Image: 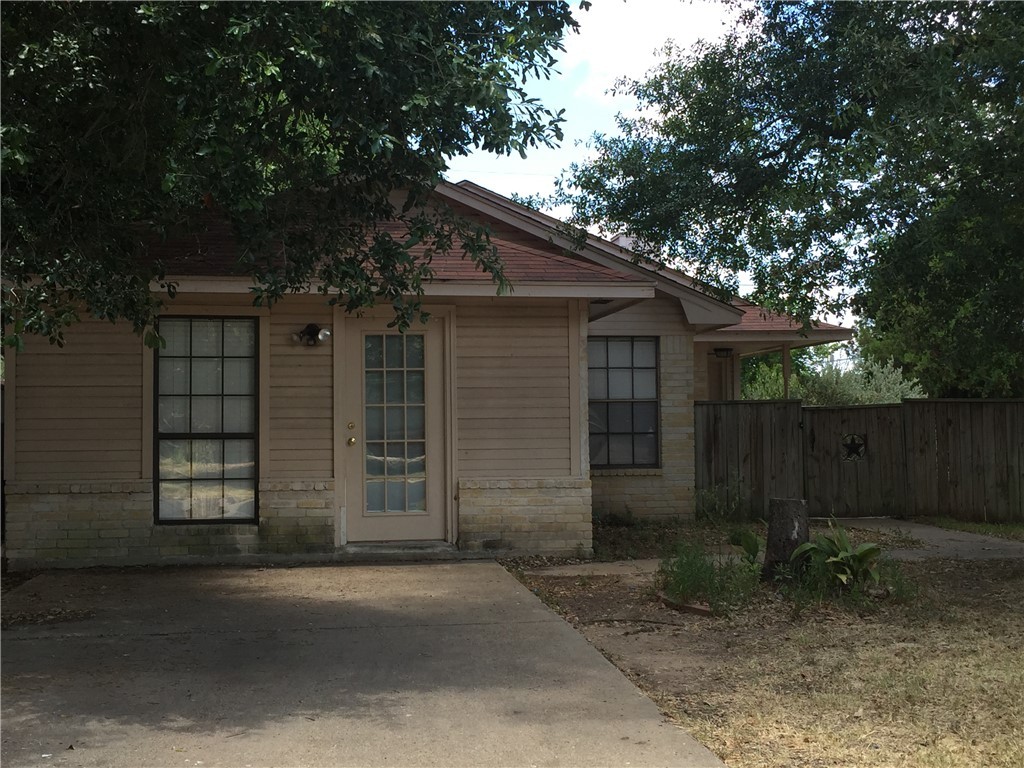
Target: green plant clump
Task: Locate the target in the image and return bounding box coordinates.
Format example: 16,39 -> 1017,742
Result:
728,527 -> 765,570
791,522 -> 882,589
660,540 -> 760,616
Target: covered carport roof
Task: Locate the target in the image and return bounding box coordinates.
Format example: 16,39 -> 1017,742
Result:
695,298 -> 853,356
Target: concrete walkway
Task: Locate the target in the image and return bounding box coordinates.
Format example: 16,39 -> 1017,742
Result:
1,562 -> 723,768
832,517 -> 1024,561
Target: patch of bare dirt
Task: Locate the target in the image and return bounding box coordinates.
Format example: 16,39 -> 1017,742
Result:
1,569 -> 39,595
520,559 -> 1024,768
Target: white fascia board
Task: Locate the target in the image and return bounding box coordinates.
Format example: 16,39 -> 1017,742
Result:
437,182 -> 742,327
158,276 -> 653,300
695,329 -> 854,343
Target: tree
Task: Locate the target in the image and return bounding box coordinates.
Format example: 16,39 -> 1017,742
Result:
795,358 -> 925,406
552,1 -> 1024,395
2,1 -> 584,348
741,345 -> 925,405
740,344 -> 837,399
855,184 -> 1024,397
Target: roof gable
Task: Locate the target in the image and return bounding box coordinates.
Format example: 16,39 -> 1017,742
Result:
438,181 -> 742,328
147,192 -> 643,290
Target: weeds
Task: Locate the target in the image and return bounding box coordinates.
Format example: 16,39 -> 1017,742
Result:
695,475 -> 750,524
660,540 -> 760,616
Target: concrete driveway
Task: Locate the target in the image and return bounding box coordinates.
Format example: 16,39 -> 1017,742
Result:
1,562 -> 722,768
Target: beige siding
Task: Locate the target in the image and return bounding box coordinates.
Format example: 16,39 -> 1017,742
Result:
267,300 -> 333,478
15,321 -> 143,480
456,299 -> 572,477
588,296 -> 687,335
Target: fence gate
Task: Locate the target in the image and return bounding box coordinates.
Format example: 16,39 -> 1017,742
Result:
803,405 -> 905,517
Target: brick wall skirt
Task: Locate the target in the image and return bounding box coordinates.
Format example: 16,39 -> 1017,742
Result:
457,478 -> 592,555
3,480 -> 335,568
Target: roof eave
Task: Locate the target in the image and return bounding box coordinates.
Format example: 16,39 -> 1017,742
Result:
156,275 -> 653,300
695,328 -> 854,343
437,181 -> 742,328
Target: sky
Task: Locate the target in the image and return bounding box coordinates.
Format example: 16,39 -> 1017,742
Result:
445,1 -> 854,330
444,0 -> 736,202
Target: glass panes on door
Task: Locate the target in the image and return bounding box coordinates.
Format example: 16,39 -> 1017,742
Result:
156,318 -> 257,521
364,334 -> 426,514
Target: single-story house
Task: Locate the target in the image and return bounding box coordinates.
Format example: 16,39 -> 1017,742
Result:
1,181 -> 851,568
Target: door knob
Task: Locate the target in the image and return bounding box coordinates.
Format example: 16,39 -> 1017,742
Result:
347,437 -> 357,446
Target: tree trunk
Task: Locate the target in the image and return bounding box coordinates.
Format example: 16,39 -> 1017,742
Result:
761,498 -> 809,582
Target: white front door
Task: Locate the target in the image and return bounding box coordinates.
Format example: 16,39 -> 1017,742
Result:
344,319 -> 446,542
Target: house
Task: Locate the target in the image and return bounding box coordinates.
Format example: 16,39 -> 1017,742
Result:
1,181 -> 850,567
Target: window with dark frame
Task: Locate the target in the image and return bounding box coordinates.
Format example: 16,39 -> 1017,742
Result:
155,318 -> 258,523
588,336 -> 659,468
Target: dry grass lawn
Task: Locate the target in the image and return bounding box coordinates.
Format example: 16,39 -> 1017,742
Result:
518,558 -> 1024,768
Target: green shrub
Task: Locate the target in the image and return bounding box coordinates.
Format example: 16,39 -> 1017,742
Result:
661,540 -> 759,616
791,522 -> 882,589
728,527 -> 765,570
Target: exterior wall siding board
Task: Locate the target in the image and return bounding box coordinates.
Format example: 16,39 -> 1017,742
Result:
14,320 -> 143,481
588,297 -> 686,335
7,299 -> 341,567
268,305 -> 334,478
7,294 -> 602,564
455,299 -> 572,478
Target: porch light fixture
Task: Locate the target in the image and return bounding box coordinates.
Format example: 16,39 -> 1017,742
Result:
292,323 -> 332,346
713,347 -> 733,359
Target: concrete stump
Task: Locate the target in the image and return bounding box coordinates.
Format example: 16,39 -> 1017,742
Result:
761,498 -> 809,581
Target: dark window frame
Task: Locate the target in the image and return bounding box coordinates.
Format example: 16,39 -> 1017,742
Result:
588,336 -> 660,469
152,316 -> 260,525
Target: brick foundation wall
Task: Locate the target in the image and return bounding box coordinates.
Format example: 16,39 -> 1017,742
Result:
3,480 -> 335,568
457,478 -> 592,555
591,334 -> 696,519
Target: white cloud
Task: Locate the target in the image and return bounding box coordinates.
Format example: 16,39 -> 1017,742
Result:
560,0 -> 734,104
446,0 -> 736,199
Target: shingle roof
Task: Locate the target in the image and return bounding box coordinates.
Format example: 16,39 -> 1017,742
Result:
147,204 -> 637,285
721,298 -> 848,333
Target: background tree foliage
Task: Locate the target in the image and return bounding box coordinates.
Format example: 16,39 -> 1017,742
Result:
741,348 -> 925,405
2,1 -> 582,348
553,1 -> 1023,397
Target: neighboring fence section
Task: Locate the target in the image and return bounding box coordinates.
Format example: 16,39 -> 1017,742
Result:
695,400 -> 803,521
695,399 -> 1024,522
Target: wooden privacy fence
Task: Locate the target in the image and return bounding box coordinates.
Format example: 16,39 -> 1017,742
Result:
695,399 -> 1024,522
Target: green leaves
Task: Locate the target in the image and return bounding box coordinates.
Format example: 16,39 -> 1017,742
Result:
552,1 -> 1023,396
2,1 -> 582,347
792,523 -> 883,589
